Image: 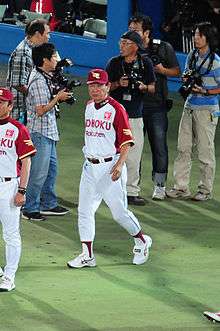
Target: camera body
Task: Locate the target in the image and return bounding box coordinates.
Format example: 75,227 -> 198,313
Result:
148,39 -> 161,66
125,59 -> 144,92
179,69 -> 202,100
52,58 -> 81,105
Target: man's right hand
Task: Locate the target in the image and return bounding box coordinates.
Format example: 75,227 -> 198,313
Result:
57,89 -> 73,102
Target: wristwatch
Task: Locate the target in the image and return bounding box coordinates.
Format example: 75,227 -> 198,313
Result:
204,89 -> 210,96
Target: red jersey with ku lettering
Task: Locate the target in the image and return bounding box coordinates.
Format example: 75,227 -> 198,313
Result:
0,117 -> 36,177
83,96 -> 134,158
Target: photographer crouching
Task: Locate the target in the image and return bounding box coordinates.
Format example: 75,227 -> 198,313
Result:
167,22 -> 220,201
106,31 -> 156,206
22,43 -> 72,221
129,14 -> 180,200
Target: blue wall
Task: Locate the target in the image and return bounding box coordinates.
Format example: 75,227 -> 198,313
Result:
0,0 -> 186,91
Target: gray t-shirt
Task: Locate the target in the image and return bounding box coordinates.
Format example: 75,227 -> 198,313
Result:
141,40 -> 179,112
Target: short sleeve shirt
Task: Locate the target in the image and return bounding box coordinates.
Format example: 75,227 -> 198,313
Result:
106,54 -> 155,118
26,68 -> 59,141
0,117 -> 36,177
83,96 -> 134,158
6,38 -> 33,119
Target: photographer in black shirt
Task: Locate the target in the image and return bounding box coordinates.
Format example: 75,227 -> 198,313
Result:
129,14 -> 180,200
106,31 -> 155,206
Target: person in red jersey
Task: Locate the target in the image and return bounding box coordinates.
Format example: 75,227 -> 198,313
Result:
67,69 -> 152,269
0,88 -> 36,292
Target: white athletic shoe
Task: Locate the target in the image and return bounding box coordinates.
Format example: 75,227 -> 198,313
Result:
0,267 -> 3,277
0,276 -> 15,292
152,186 -> 166,200
133,235 -> 152,265
67,253 -> 96,268
203,311 -> 220,323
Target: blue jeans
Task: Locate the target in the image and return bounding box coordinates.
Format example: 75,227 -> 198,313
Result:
24,132 -> 58,213
143,111 -> 168,185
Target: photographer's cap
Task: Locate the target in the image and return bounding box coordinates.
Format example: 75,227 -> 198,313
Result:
87,69 -> 109,85
121,31 -> 144,50
0,88 -> 13,102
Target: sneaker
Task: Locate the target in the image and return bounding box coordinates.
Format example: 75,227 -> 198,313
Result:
133,235 -> 152,265
127,196 -> 146,206
22,211 -> 46,221
152,186 -> 166,200
166,188 -> 191,199
40,206 -> 69,216
0,267 -> 3,277
191,192 -> 211,201
203,311 -> 220,323
67,253 -> 96,269
0,276 -> 15,292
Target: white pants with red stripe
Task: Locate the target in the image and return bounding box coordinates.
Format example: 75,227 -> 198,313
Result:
78,157 -> 141,241
0,179 -> 21,282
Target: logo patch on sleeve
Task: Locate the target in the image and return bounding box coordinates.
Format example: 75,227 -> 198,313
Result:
5,129 -> 14,138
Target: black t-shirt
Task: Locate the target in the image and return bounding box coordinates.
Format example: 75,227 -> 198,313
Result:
106,54 -> 155,118
140,40 -> 179,112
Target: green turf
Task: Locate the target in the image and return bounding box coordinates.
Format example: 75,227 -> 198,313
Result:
0,87 -> 220,331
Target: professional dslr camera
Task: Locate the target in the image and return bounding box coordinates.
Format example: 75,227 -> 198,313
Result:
126,62 -> 144,91
148,39 -> 161,66
178,69 -> 202,100
52,58 -> 81,105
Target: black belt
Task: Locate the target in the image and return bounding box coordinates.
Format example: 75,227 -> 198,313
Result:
87,157 -> 113,164
0,177 -> 12,182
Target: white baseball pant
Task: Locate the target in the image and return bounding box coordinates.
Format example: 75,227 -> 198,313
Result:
0,178 -> 21,282
78,156 -> 141,241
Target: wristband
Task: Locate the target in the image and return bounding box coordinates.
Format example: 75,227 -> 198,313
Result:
18,187 -> 27,195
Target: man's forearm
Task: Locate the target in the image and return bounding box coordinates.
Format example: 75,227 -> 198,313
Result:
19,157 -> 31,188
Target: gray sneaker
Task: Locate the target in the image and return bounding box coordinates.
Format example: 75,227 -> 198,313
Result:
152,186 -> 166,200
191,192 -> 211,201
166,188 -> 191,199
0,267 -> 3,277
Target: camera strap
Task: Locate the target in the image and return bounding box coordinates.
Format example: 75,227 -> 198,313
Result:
121,54 -> 144,77
35,67 -> 54,99
189,49 -> 214,76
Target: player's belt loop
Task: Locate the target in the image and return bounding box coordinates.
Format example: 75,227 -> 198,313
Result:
0,177 -> 12,182
87,157 -> 113,164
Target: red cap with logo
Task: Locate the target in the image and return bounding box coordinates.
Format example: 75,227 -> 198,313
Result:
87,69 -> 109,85
0,88 -> 14,102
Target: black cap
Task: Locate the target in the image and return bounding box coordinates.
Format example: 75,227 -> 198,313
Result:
121,31 -> 144,50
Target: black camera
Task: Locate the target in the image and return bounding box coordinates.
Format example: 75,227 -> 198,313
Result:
148,39 -> 161,66
52,58 -> 81,105
178,69 -> 202,100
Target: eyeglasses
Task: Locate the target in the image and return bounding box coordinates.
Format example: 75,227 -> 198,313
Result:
119,40 -> 135,46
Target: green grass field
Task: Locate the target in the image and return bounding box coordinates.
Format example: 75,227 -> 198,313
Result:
1,85 -> 220,331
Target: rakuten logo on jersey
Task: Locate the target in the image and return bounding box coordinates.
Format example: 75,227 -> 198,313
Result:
0,138 -> 14,148
85,119 -> 112,131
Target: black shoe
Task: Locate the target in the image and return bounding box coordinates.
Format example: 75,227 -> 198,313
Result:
22,211 -> 46,221
127,196 -> 146,206
40,206 -> 69,216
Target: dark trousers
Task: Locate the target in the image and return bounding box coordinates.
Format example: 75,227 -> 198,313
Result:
143,111 -> 168,185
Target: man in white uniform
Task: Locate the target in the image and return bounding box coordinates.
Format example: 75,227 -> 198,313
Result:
67,69 -> 152,268
0,88 -> 36,292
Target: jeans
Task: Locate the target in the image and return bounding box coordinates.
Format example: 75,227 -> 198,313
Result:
143,111 -> 168,185
24,132 -> 58,213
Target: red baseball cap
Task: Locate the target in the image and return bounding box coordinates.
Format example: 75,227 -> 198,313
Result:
87,69 -> 109,85
0,88 -> 14,102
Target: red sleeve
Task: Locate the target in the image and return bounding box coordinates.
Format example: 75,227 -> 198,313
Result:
15,124 -> 36,159
110,98 -> 134,150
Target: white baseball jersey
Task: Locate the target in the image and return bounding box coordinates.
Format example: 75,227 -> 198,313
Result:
83,96 -> 134,158
0,117 -> 36,177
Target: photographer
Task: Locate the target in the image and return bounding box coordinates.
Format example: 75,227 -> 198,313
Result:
129,15 -> 180,200
6,19 -> 50,124
167,22 -> 220,201
106,31 -> 155,206
22,43 -> 71,221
